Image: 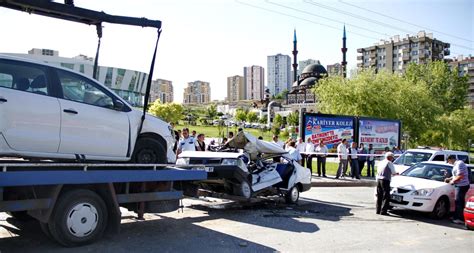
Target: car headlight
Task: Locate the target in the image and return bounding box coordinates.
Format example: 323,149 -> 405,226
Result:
466,200 -> 474,209
221,159 -> 238,166
176,158 -> 189,165
412,188 -> 434,196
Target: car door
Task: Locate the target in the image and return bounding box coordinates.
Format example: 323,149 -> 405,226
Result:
55,69 -> 129,158
0,59 -> 61,153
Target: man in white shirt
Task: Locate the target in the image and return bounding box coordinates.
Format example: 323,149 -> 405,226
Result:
305,137 -> 315,174
349,142 -> 360,179
376,152 -> 398,215
286,141 -> 302,163
315,140 -> 328,177
336,139 -> 349,179
296,137 -> 306,166
272,135 -> 285,149
177,128 -> 196,156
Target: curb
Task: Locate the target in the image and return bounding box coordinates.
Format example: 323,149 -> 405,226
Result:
310,176 -> 376,187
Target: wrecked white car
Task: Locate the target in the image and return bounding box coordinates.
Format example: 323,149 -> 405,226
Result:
176,132 -> 312,203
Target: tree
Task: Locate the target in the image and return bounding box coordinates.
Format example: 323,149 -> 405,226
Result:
258,116 -> 267,124
246,111 -> 258,123
314,69 -> 439,144
287,111 -> 299,126
235,109 -> 247,122
273,114 -> 284,128
207,103 -> 218,120
405,61 -> 469,112
148,100 -> 184,124
421,108 -> 474,150
274,89 -> 289,99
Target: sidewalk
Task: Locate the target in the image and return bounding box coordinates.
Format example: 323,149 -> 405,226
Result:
310,174 -> 376,187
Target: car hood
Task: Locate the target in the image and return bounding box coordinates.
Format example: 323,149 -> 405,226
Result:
391,175 -> 448,190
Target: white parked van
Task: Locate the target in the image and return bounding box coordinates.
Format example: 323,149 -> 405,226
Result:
393,148 -> 469,173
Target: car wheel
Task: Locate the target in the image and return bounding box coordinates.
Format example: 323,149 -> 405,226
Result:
234,180 -> 252,200
465,223 -> 474,231
430,197 -> 449,219
7,211 -> 32,221
132,137 -> 167,164
285,186 -> 300,204
48,189 -> 108,247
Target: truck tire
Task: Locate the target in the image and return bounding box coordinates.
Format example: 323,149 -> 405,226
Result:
48,189 -> 108,247
132,137 -> 167,164
285,186 -> 300,204
40,221 -> 53,240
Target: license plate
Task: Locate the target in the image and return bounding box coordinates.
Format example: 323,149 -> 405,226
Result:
192,166 -> 214,172
391,194 -> 402,202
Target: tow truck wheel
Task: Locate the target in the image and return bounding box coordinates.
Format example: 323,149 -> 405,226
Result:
132,137 -> 167,164
40,221 -> 53,240
285,186 -> 299,204
48,189 -> 108,247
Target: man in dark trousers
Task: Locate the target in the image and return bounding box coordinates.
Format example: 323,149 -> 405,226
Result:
376,152 -> 398,215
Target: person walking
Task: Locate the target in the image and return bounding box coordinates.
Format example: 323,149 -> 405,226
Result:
296,137 -> 306,166
358,143 -> 367,178
315,140 -> 328,177
376,152 -> 398,215
446,155 -> 470,224
367,144 -> 375,177
336,139 -> 349,179
349,142 -> 360,179
305,137 -> 315,174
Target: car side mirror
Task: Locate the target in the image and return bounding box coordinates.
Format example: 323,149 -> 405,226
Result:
114,100 -> 125,111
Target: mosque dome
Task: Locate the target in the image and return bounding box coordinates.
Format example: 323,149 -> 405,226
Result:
301,63 -> 327,77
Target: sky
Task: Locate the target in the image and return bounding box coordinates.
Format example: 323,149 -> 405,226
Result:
0,0 -> 473,103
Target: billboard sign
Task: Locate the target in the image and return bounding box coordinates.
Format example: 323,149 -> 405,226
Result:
358,118 -> 401,151
302,113 -> 356,151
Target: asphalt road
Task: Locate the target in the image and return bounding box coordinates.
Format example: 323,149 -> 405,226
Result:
1,187 -> 473,253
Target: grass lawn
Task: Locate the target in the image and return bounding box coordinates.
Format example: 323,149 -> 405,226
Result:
176,124 -> 274,141
309,161 -> 373,177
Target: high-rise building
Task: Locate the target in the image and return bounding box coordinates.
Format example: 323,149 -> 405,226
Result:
327,63 -> 342,76
298,59 -> 319,77
448,55 -> 474,108
150,79 -> 173,103
5,48 -> 149,106
244,66 -> 265,100
357,31 -> 450,73
183,81 -> 211,104
227,75 -> 245,102
267,54 -> 291,96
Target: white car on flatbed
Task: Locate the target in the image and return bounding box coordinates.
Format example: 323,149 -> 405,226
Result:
0,55 -> 176,163
390,161 -> 474,219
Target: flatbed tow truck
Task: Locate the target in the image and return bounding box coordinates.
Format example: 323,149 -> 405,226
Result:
0,0 -> 208,247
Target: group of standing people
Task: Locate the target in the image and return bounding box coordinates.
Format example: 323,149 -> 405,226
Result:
336,140 -> 377,179
271,135 -> 329,177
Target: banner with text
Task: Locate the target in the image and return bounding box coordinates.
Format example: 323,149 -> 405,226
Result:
303,114 -> 355,151
358,118 -> 400,151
